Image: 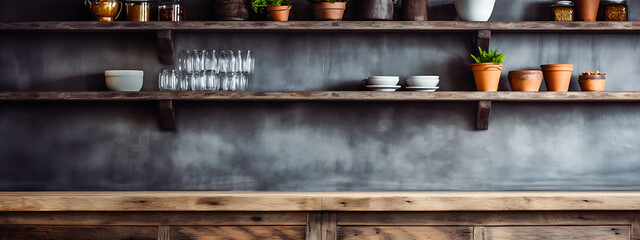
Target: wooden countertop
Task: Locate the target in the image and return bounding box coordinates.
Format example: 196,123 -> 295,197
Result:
1,191 -> 640,212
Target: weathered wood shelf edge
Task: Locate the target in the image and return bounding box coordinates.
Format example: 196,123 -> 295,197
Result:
3,21 -> 640,32
3,91 -> 640,131
1,191 -> 640,211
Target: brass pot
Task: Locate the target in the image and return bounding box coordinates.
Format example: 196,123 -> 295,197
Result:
85,0 -> 123,22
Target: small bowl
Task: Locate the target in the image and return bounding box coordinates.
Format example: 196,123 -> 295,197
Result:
367,76 -> 400,85
105,70 -> 144,91
406,78 -> 440,87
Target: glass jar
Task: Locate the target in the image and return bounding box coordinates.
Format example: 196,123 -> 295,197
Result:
551,0 -> 574,21
158,0 -> 183,21
125,0 -> 152,21
601,0 -> 628,21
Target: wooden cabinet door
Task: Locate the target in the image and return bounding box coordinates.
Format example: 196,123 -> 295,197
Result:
484,226 -> 630,240
337,226 -> 473,240
171,226 -> 305,240
0,225 -> 157,240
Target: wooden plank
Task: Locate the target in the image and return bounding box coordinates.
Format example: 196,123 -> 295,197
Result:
170,226 -> 305,240
0,212 -> 307,226
337,226 -> 473,240
337,211 -> 636,226
475,30 -> 491,51
158,100 -> 176,130
3,21 -> 640,32
2,191 -> 640,212
0,225 -> 157,240
484,226 -> 630,240
322,213 -> 337,240
3,91 -> 640,102
158,226 -> 171,240
476,100 -> 491,130
474,226 -> 485,240
306,213 -> 322,240
157,30 -> 175,64
633,213 -> 640,240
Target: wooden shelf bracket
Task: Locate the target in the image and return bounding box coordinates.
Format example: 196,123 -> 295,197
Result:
157,30 -> 175,65
475,29 -> 491,50
158,100 -> 176,130
476,100 -> 491,130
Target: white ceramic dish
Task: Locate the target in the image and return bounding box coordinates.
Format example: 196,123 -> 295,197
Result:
406,79 -> 440,87
105,70 -> 144,91
454,0 -> 496,21
406,86 -> 439,92
407,75 -> 440,79
366,85 -> 401,92
367,78 -> 400,85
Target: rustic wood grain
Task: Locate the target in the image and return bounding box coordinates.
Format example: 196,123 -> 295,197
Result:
3,21 -> 640,32
484,226 -> 630,240
306,213 -> 322,240
475,30 -> 491,51
337,211 -> 636,226
158,226 -> 171,240
476,100 -> 491,130
337,226 -> 473,240
633,213 -> 640,240
157,30 -> 175,64
2,192 -> 640,212
0,225 -> 157,240
158,100 -> 176,130
171,226 -> 306,240
473,226 -> 485,240
321,213 -> 337,240
0,212 -> 307,226
3,91 -> 640,102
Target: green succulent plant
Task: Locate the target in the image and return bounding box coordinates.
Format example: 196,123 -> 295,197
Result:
251,0 -> 292,13
470,46 -> 506,64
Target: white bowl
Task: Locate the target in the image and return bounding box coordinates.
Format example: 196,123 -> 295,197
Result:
407,75 -> 440,79
367,78 -> 400,85
105,70 -> 144,91
454,0 -> 496,21
406,78 -> 440,87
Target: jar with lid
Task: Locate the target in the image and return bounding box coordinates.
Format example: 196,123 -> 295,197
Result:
551,0 -> 574,21
600,0 -> 628,21
125,0 -> 152,21
158,0 -> 183,21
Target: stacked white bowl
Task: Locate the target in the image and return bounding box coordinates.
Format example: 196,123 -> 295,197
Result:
405,76 -> 440,92
365,76 -> 401,91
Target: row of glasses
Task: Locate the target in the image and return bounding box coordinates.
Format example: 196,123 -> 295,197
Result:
159,49 -> 254,91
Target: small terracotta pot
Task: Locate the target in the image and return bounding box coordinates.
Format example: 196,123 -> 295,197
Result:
508,70 -> 543,92
312,2 -> 347,20
470,63 -> 502,92
579,75 -> 606,91
576,0 -> 600,21
541,64 -> 573,92
267,5 -> 291,21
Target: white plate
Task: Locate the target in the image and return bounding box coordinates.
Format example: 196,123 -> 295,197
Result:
407,75 -> 440,79
406,86 -> 439,92
366,85 -> 402,91
369,76 -> 400,79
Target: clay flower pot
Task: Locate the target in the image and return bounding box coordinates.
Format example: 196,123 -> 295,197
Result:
579,75 -> 606,91
508,70 -> 543,92
576,0 -> 600,21
312,2 -> 347,20
541,64 -> 573,92
470,63 -> 502,92
267,5 -> 291,21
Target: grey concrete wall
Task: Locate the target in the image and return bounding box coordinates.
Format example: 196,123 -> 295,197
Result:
1,0 -> 640,190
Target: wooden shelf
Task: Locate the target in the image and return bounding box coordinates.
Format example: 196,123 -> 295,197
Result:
1,191 -> 640,211
2,21 -> 640,32
2,91 -> 640,131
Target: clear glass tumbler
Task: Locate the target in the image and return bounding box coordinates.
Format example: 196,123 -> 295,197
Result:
203,50 -> 217,71
179,72 -> 190,91
159,69 -> 179,91
204,70 -> 219,91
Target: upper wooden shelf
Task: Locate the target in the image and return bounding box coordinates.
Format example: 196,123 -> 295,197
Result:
1,191 -> 640,211
2,91 -> 640,102
2,21 -> 640,33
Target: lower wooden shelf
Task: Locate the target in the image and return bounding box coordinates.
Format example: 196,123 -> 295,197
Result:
2,91 -> 640,130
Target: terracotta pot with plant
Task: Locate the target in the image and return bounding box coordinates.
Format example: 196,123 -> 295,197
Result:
508,70 -> 543,92
541,64 -> 573,92
309,0 -> 347,20
579,71 -> 606,91
251,0 -> 292,21
470,46 -> 505,92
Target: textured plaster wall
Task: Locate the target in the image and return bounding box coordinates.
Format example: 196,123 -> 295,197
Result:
1,0 -> 639,190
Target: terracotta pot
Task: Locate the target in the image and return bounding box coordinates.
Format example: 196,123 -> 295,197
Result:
312,2 -> 347,20
470,63 -> 502,92
508,70 -> 543,92
357,0 -> 394,20
267,5 -> 291,21
579,75 -> 606,91
403,0 -> 428,20
541,64 -> 573,92
576,0 -> 600,21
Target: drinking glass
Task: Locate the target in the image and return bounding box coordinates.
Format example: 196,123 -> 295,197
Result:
190,71 -> 206,90
187,50 -> 201,72
204,70 -> 219,90
239,73 -> 249,91
203,50 -> 217,71
221,72 -> 239,91
220,50 -> 238,73
159,69 -> 179,91
238,50 -> 253,74
177,50 -> 189,72
179,72 -> 190,90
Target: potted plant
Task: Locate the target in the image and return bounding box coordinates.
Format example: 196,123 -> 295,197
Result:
470,46 -> 505,92
251,0 -> 292,21
308,0 -> 347,20
579,71 -> 606,92
454,0 -> 496,21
